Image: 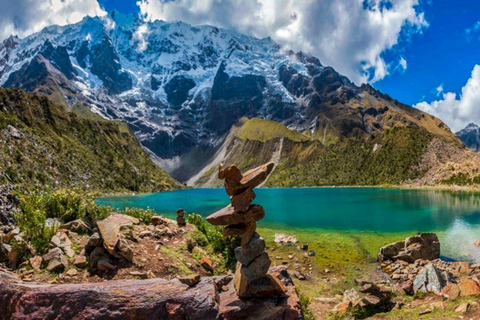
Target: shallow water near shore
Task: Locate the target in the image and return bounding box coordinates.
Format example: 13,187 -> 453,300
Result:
97,187 -> 480,263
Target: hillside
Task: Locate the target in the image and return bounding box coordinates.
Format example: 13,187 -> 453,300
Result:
0,88 -> 178,192
0,12 -> 476,187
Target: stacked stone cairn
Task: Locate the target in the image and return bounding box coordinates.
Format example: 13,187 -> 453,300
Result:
207,162 -> 286,299
176,209 -> 186,227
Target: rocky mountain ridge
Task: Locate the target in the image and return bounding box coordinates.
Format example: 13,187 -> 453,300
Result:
1,11 -> 474,186
456,123 -> 480,151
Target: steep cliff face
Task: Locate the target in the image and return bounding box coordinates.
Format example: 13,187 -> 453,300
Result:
456,123 -> 480,151
0,11 -> 464,185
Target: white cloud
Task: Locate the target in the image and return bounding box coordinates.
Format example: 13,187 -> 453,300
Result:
0,0 -> 106,42
399,57 -> 408,71
133,24 -> 150,52
137,0 -> 427,84
436,84 -> 444,96
415,65 -> 480,132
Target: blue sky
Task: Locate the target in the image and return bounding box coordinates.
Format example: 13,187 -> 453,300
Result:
2,0 -> 480,130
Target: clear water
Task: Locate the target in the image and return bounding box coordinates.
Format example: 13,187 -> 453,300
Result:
97,187 -> 480,262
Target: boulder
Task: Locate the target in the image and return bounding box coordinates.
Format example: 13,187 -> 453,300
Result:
413,263 -> 449,295
85,232 -> 102,252
459,279 -> 480,296
442,283 -> 460,299
46,255 -> 68,272
378,233 -> 440,262
116,238 -> 133,261
0,274 -> 220,319
29,256 -> 42,271
97,219 -> 121,255
150,216 -> 167,226
97,257 -> 117,271
50,232 -> 75,258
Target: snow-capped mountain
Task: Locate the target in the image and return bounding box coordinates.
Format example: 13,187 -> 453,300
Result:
0,11 -> 460,184
456,123 -> 480,151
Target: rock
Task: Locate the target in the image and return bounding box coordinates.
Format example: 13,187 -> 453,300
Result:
0,242 -> 12,262
129,271 -> 148,279
307,250 -> 315,257
294,272 -> 306,280
46,255 -> 68,272
66,269 -> 78,277
413,263 -> 448,295
459,279 -> 480,296
74,255 -> 88,269
419,308 -> 432,315
97,257 -> 117,271
60,219 -> 92,233
230,188 -> 256,213
29,256 -> 42,271
206,205 -> 265,226
274,234 -> 298,245
5,125 -> 21,139
401,280 -> 414,296
220,162 -> 274,196
455,302 -> 470,313
178,274 -> 201,287
234,270 -> 286,299
237,253 -> 271,281
379,233 -> 440,262
219,266 -> 301,319
343,288 -> 360,303
234,233 -> 265,266
2,227 -> 20,243
150,216 -> 167,226
442,283 -> 460,299
97,219 -> 121,255
176,209 -> 186,227
334,301 -> 352,317
42,247 -> 63,262
475,240 -> 480,247
297,244 -> 309,251
50,232 -> 75,258
85,232 -> 102,252
201,255 -> 214,272
89,246 -> 106,269
0,273 -> 220,319
139,230 -> 153,238
116,238 -> 133,261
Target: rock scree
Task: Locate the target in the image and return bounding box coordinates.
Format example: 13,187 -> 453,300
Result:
207,162 -> 287,299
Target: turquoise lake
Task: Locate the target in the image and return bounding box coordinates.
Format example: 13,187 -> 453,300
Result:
97,187 -> 480,262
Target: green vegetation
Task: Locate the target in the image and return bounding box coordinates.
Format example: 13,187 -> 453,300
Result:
235,118 -> 309,142
13,189 -> 153,256
0,88 -> 178,192
297,289 -> 316,320
267,126 -> 434,186
187,213 -> 241,271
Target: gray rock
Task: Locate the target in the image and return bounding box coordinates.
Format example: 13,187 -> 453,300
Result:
42,247 -> 63,262
89,247 -> 106,269
239,252 -> 271,281
116,238 -> 133,261
47,255 -> 68,272
378,233 -> 440,262
85,232 -> 102,252
413,263 -> 449,295
234,233 -> 265,266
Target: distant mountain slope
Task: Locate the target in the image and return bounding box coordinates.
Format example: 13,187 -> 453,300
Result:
456,123 -> 480,151
0,11 -> 473,186
0,88 -> 179,192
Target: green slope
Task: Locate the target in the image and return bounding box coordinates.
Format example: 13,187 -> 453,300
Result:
0,88 -> 179,192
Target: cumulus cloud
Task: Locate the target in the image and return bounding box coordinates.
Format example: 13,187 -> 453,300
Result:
137,0 -> 427,83
436,84 -> 444,96
0,0 -> 106,42
415,65 -> 480,132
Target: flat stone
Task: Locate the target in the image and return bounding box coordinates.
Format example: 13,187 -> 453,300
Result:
0,275 -> 220,319
223,223 -> 249,236
234,233 -> 265,266
221,163 -> 274,196
178,274 -> 201,287
206,205 -> 264,226
97,219 -> 121,255
234,272 -> 286,299
238,252 -> 271,281
459,279 -> 480,296
455,302 -> 470,313
130,271 -> 148,279
231,188 -> 255,213
240,162 -> 274,189
274,234 -> 298,245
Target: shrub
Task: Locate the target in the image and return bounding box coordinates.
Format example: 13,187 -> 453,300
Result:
187,213 -> 241,270
122,207 -> 154,225
297,289 -> 315,320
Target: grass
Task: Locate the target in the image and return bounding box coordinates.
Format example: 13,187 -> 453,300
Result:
235,118 -> 310,142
